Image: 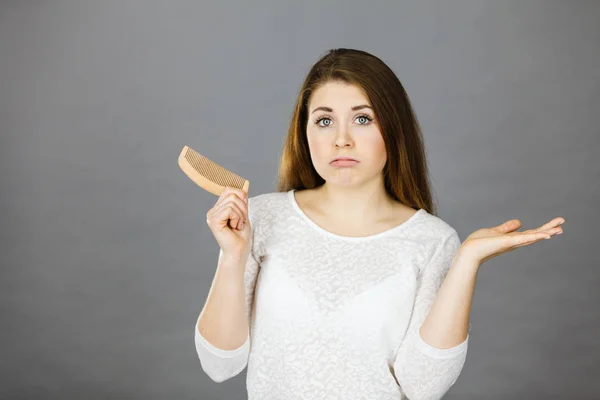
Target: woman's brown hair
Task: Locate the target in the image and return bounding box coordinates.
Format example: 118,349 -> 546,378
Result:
275,48 -> 439,216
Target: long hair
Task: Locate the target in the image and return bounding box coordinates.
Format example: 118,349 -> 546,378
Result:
275,48 -> 439,216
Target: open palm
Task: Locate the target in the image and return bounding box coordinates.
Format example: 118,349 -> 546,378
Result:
460,217 -> 565,264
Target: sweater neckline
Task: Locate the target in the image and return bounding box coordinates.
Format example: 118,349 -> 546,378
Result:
287,189 -> 425,242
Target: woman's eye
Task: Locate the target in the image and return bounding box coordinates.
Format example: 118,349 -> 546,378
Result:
315,117 -> 332,127
356,115 -> 372,124
315,114 -> 373,128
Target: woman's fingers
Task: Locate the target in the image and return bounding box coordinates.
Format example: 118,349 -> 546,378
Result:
534,217 -> 566,232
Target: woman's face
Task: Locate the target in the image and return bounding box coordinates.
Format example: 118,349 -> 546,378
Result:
306,81 -> 387,186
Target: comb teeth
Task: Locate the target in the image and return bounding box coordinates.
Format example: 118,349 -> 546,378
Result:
184,147 -> 245,189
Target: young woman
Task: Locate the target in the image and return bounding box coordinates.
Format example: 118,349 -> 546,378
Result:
196,48 -> 565,399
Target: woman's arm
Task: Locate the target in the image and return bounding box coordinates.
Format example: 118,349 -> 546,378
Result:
418,247 -> 478,349
393,231 -> 471,400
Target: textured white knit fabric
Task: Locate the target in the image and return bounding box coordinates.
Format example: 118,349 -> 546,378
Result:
195,189 -> 471,399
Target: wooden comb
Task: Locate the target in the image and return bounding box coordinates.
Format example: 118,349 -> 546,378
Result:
178,145 -> 250,196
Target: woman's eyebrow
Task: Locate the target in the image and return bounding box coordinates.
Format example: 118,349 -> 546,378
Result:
311,105 -> 373,114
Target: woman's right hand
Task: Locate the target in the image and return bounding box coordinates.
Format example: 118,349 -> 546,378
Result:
206,186 -> 251,258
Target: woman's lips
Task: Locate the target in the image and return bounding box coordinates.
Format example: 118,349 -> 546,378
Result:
330,160 -> 359,167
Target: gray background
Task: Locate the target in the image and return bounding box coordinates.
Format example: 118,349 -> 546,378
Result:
1,1 -> 598,399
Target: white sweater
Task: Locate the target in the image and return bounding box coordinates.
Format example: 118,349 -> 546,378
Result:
194,189 -> 470,399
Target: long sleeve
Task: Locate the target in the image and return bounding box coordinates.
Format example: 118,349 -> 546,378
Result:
194,197 -> 262,382
392,230 -> 470,400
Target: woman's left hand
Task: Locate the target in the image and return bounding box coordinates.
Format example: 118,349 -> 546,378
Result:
458,216 -> 566,265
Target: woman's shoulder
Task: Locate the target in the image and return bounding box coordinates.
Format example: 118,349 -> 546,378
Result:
408,208 -> 457,236
246,190 -> 290,224
247,190 -> 288,210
